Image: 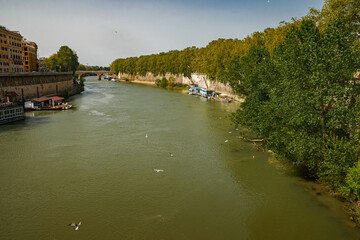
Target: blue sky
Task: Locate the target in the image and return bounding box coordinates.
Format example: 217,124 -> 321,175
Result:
0,0 -> 324,66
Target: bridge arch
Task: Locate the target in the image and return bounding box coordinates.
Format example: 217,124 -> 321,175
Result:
76,71 -> 115,80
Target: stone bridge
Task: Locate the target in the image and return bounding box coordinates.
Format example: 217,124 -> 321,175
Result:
76,71 -> 115,80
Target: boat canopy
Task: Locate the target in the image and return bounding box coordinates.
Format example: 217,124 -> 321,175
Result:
32,97 -> 51,102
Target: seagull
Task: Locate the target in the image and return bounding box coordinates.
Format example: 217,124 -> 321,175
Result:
169,153 -> 174,157
253,155 -> 255,159
236,129 -> 239,131
154,169 -> 164,173
69,221 -> 82,230
225,140 -> 229,143
229,132 -> 232,134
145,134 -> 148,138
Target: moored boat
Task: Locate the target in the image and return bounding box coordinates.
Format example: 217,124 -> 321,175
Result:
26,96 -> 72,110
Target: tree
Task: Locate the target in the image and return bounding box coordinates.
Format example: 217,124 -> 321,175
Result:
77,64 -> 86,71
231,20 -> 360,193
44,46 -> 79,73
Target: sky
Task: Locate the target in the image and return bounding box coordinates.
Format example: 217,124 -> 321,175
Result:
0,0 -> 325,66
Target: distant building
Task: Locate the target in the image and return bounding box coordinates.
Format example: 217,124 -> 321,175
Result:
0,26 -> 24,73
0,26 -> 10,73
38,57 -> 47,72
22,41 -> 38,72
8,30 -> 24,72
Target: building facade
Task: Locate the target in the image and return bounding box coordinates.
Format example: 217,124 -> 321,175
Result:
8,31 -> 23,72
0,26 -> 10,73
22,41 -> 37,72
38,57 -> 47,72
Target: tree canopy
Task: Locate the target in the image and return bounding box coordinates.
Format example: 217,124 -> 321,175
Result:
44,46 -> 79,73
230,19 -> 360,198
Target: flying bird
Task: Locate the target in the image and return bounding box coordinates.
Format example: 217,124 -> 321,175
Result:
69,221 -> 82,230
154,169 -> 164,173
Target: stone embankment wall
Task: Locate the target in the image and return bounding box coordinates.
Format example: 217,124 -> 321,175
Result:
0,72 -> 73,100
118,72 -> 184,84
118,72 -> 239,99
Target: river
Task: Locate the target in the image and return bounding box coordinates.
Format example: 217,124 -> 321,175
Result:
0,76 -> 359,239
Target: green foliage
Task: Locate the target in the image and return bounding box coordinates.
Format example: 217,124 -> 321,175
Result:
110,28 -> 295,82
160,77 -> 168,88
168,76 -> 175,88
231,19 -> 360,195
44,46 -> 79,73
77,64 -> 110,71
341,161 -> 360,201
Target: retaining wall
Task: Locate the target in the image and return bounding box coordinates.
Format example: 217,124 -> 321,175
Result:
0,72 -> 74,100
118,72 -> 236,97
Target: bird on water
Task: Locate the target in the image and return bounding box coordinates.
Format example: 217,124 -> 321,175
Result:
69,221 -> 82,230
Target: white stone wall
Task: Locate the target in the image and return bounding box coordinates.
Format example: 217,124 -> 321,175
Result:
118,71 -> 239,99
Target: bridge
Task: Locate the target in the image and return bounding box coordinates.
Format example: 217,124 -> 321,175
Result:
76,71 -> 115,80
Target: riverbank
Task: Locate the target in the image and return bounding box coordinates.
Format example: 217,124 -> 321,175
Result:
267,152 -> 360,227
119,78 -> 244,102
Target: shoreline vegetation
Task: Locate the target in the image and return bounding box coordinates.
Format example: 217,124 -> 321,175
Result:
110,0 -> 360,225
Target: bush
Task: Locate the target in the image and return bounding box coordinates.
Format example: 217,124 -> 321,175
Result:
156,77 -> 168,88
168,76 -> 175,88
340,161 -> 360,201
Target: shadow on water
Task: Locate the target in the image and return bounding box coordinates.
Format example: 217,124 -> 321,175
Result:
0,115 -> 53,135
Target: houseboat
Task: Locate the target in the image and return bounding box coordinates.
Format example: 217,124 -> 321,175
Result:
187,86 -> 202,95
25,96 -> 72,110
0,91 -> 25,125
199,88 -> 215,98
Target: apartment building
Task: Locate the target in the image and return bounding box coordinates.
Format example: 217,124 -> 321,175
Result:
8,30 -> 24,72
22,41 -> 38,72
0,26 -> 10,73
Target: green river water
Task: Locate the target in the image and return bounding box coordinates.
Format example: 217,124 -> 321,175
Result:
0,76 -> 359,239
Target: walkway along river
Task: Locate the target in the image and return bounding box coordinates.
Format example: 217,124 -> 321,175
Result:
0,76 -> 359,239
